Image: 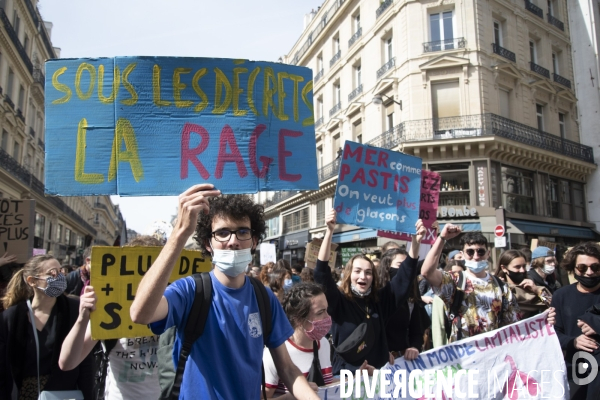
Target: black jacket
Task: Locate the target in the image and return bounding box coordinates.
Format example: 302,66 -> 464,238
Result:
528,268 -> 561,294
314,256 -> 418,374
0,295 -> 93,399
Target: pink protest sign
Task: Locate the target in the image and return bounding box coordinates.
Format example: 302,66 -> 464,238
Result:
378,170 -> 440,244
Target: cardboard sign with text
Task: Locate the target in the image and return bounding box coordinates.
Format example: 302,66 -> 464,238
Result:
90,246 -> 211,340
333,142 -> 422,233
378,170 -> 440,245
45,57 -> 318,196
0,199 -> 35,263
341,247 -> 364,265
305,238 -> 338,269
260,242 -> 276,264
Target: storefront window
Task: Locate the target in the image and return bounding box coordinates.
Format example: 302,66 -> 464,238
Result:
430,163 -> 470,207
502,166 -> 534,214
546,176 -> 559,218
283,208 -> 309,234
560,180 -> 571,220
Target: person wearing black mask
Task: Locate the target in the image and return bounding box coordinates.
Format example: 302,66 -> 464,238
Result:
494,249 -> 551,319
551,242 -> 600,400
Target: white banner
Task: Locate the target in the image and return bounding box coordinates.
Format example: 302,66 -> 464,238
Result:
260,242 -> 276,264
318,312 -> 568,399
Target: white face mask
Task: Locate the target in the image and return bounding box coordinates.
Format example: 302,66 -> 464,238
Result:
542,264 -> 555,275
465,260 -> 488,274
212,248 -> 253,277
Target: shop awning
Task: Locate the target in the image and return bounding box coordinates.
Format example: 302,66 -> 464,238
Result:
332,228 -> 378,244
509,219 -> 597,239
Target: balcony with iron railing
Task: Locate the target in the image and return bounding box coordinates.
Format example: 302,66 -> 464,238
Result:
492,43 -> 516,62
525,0 -> 543,18
16,109 -> 25,123
348,84 -> 363,101
348,27 -> 362,47
33,67 -> 45,87
530,62 -> 550,78
4,95 -> 14,110
547,14 -> 564,31
330,50 -> 341,67
423,37 -> 466,53
329,102 -> 341,117
376,0 -> 393,18
314,69 -> 324,83
376,57 -> 395,79
315,116 -> 324,128
0,8 -> 33,73
553,73 -> 571,88
264,113 -> 594,209
0,147 -> 96,234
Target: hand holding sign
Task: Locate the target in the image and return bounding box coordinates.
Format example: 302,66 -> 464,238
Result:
413,219 -> 426,243
79,285 -> 97,319
0,252 -> 17,267
174,184 -> 221,239
325,208 -> 336,231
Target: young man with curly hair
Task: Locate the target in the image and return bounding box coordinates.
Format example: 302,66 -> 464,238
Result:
130,184 -> 319,399
551,242 -> 600,399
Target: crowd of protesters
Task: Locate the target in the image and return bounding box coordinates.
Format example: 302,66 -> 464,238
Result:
0,185 -> 597,399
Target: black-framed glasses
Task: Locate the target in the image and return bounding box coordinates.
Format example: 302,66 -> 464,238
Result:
465,248 -> 487,257
211,228 -> 254,242
575,263 -> 600,274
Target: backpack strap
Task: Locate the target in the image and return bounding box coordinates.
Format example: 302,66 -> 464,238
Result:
447,271 -> 466,340
491,275 -> 508,327
170,272 -> 212,400
249,276 -> 272,400
306,340 -> 325,386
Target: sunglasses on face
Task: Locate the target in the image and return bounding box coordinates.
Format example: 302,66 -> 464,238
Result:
575,263 -> 600,274
465,248 -> 487,257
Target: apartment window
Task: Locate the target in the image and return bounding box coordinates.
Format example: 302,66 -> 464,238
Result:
499,89 -> 510,118
558,113 -> 566,138
333,134 -> 341,158
316,200 -> 326,226
430,163 -> 471,206
317,97 -> 323,119
334,83 -> 340,105
536,104 -> 544,131
333,35 -> 340,53
18,85 -> 25,110
12,141 -> 20,161
23,34 -> 29,55
12,11 -> 20,38
353,14 -> 361,33
552,53 -> 559,74
353,120 -> 362,142
317,146 -> 323,169
529,41 -> 537,63
267,216 -> 279,237
432,80 -> 460,118
282,208 -> 309,234
560,180 -> 571,220
34,212 -> 45,243
385,37 -> 393,61
1,130 -> 8,151
65,228 -> 71,245
57,224 -> 63,243
430,11 -> 454,50
572,183 -> 585,222
48,222 -> 53,241
7,68 -> 14,98
386,111 -> 394,131
493,21 -> 502,45
546,176 -> 560,218
547,0 -> 555,16
354,64 -> 361,88
502,166 -> 534,214
317,55 -> 323,71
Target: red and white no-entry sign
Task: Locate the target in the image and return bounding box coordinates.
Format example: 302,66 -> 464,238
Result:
494,225 -> 505,237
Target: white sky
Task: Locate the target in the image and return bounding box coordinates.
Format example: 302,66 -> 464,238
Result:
39,0 -> 319,234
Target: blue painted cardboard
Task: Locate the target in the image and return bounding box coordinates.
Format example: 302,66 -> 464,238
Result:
45,57 -> 317,195
333,141 -> 422,234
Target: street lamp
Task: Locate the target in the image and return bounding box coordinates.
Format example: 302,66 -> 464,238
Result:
372,93 -> 402,110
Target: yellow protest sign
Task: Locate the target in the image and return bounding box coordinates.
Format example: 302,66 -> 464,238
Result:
90,246 -> 211,340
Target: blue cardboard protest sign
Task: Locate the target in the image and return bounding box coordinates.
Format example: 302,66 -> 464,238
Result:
45,57 -> 318,195
333,141 -> 422,233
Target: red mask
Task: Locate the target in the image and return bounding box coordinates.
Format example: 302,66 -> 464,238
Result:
304,315 -> 332,341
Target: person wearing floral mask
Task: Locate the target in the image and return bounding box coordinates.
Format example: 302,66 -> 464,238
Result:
528,246 -> 561,294
551,242 -> 600,399
0,255 -> 93,399
130,184 -> 319,400
494,249 -> 552,319
421,229 -> 521,342
263,282 -> 334,398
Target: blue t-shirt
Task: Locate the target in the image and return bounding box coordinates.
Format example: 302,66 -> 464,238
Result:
150,271 -> 293,400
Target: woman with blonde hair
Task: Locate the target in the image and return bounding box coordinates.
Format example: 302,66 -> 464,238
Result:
0,255 -> 93,399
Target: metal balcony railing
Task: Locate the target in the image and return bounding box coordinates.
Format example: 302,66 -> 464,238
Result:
23,0 -> 56,58
33,67 -> 45,87
348,27 -> 362,47
314,69 -> 324,83
348,84 -> 363,101
315,116 -> 324,128
376,57 -> 395,79
376,0 -> 393,18
16,109 -> 24,123
4,96 -> 14,110
366,124 -> 403,150
553,73 -> 571,88
530,62 -> 550,78
0,147 -> 97,234
263,190 -> 302,208
492,43 -> 516,62
318,158 -> 341,182
329,102 -> 341,117
525,0 -> 543,18
0,8 -> 33,73
423,37 -> 466,53
547,14 -> 564,31
330,50 -> 341,67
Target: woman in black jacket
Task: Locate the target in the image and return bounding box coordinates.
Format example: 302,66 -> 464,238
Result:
313,209 -> 425,375
0,255 -> 93,399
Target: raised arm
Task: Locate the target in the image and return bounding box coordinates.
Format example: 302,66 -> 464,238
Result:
421,224 -> 461,287
60,286 -> 98,371
130,184 -> 220,324
313,209 -> 343,312
317,209 -> 336,263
